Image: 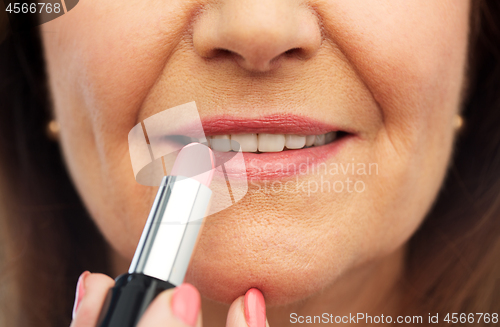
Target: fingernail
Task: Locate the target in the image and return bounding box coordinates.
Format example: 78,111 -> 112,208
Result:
245,288 -> 266,327
72,271 -> 90,320
171,283 -> 200,327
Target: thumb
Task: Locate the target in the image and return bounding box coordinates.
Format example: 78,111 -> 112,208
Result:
70,272 -> 115,327
137,283 -> 202,327
226,288 -> 269,327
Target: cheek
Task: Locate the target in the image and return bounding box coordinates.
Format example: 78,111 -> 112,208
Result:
320,0 -> 469,129
40,1 -> 193,259
310,0 -> 470,269
320,0 -> 469,198
323,0 -> 470,141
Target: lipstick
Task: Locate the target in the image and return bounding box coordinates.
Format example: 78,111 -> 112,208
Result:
97,143 -> 215,327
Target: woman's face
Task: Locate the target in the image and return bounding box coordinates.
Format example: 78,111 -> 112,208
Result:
41,0 -> 470,307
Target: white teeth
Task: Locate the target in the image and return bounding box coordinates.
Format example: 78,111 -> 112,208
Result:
313,134 -> 325,146
285,134 -> 306,149
305,135 -> 316,147
231,134 -> 258,152
210,135 -> 231,152
207,132 -> 338,152
258,133 -> 286,152
324,132 -> 337,144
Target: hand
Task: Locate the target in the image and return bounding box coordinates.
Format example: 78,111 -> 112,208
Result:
70,272 -> 269,327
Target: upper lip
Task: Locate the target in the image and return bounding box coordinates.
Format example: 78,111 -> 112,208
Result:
143,112 -> 356,147
200,114 -> 353,136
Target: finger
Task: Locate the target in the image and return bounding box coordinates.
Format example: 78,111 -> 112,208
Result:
137,283 -> 202,327
226,288 -> 269,327
70,272 -> 115,327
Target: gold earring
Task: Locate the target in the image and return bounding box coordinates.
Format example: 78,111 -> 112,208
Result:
47,120 -> 60,141
454,114 -> 464,130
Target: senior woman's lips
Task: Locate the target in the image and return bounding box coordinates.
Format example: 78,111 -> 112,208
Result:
200,114 -> 355,180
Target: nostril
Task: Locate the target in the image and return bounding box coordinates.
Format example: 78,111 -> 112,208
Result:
284,48 -> 299,55
214,48 -> 233,57
203,48 -> 232,59
210,48 -> 245,62
284,48 -> 308,59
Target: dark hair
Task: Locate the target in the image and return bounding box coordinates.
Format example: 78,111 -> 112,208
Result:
404,0 -> 500,318
0,13 -> 111,326
1,1 -> 500,326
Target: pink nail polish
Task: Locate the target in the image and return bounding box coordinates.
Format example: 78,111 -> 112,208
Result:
171,283 -> 201,326
72,271 -> 90,320
245,288 -> 266,327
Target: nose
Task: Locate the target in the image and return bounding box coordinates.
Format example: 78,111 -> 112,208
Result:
193,0 -> 322,72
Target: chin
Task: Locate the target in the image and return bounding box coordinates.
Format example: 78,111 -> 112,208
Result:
183,223 -> 339,306
185,256 -> 331,307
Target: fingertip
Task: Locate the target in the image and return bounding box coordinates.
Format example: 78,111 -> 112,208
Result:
226,295 -> 245,327
227,289 -> 268,327
138,284 -> 202,327
72,271 -> 91,320
71,273 -> 115,327
244,288 -> 266,327
84,273 -> 115,288
172,283 -> 201,327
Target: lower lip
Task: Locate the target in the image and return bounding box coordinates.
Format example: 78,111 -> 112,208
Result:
214,134 -> 354,181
